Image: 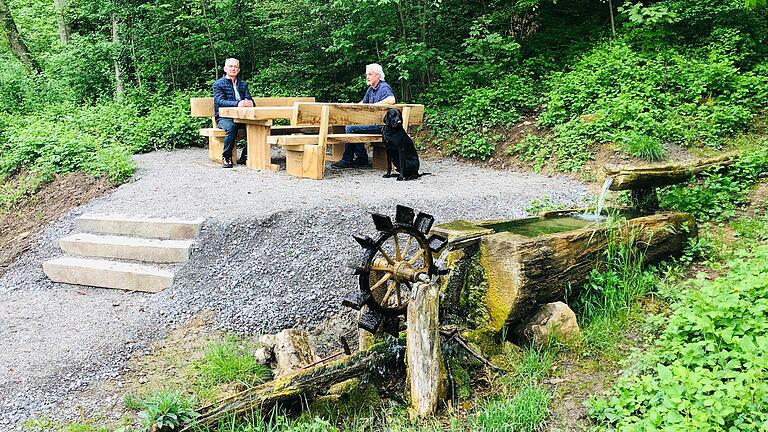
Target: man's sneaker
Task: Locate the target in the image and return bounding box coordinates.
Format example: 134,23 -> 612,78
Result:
331,160 -> 353,169
222,157 -> 233,168
351,158 -> 369,167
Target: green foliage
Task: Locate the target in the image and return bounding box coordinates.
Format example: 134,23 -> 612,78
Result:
589,245 -> 768,430
573,217 -> 659,322
471,385 -> 552,432
658,146 -> 768,221
525,195 -> 571,214
619,133 -> 666,161
196,336 -> 272,388
138,390 -> 198,431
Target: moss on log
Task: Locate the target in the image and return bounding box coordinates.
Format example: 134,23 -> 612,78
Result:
459,212 -> 695,332
604,153 -> 738,191
182,339 -> 405,430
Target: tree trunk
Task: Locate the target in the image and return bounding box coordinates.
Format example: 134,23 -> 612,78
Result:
0,0 -> 39,73
111,12 -> 123,99
199,0 -> 218,80
604,152 -> 739,191
407,281 -> 446,418
435,211 -> 696,332
182,339 -> 405,430
53,0 -> 69,44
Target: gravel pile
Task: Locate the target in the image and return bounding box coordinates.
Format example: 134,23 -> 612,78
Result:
0,148 -> 588,429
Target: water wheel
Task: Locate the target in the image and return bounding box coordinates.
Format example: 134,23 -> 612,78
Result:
343,205 -> 448,334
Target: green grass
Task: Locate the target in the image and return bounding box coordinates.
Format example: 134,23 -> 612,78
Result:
196,336 -> 272,388
619,133 -> 666,161
472,385 -> 552,432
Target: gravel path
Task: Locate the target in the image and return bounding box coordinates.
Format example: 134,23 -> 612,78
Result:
0,148 -> 588,429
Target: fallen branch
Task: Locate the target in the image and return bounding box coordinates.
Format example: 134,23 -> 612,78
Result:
440,330 -> 504,372
181,338 -> 404,431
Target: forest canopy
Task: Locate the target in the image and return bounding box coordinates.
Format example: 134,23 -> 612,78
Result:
1,0 -> 767,199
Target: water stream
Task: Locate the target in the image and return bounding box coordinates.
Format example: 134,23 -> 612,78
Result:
588,176 -> 614,220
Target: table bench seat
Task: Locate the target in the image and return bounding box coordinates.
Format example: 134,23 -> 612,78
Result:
199,127 -> 227,138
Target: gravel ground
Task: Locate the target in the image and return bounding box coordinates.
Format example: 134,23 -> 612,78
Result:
0,148 -> 588,429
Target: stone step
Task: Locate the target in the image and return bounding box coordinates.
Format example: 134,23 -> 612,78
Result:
74,214 -> 204,239
43,257 -> 174,293
59,233 -> 193,263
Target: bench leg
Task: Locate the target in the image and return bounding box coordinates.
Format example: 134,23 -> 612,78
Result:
302,145 -> 325,179
372,144 -> 388,171
245,124 -> 272,171
327,143 -> 344,162
286,149 -> 304,177
208,136 -> 225,163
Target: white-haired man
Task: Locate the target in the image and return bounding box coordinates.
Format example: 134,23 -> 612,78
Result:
212,58 -> 254,168
331,63 -> 396,169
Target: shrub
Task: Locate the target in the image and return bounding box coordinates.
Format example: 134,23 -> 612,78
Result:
619,133 -> 666,161
138,390 -> 198,431
658,146 -> 768,221
589,245 -> 768,430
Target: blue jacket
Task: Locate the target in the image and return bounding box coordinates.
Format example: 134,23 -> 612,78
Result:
212,75 -> 254,120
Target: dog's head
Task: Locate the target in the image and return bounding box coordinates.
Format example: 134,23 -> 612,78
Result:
383,108 -> 403,129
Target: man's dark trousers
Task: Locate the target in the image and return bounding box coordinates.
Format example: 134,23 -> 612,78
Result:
217,118 -> 246,160
342,125 -> 381,163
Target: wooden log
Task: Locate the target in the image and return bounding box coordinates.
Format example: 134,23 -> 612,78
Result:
604,153 -> 739,191
436,212 -> 696,332
182,339 -> 404,430
406,281 -> 446,418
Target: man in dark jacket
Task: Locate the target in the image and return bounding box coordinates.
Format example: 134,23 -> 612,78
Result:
213,58 -> 254,168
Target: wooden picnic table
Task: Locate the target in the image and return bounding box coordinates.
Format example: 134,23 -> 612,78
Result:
218,106 -> 296,171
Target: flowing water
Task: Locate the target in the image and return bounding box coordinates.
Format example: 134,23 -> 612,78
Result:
594,177 -> 614,218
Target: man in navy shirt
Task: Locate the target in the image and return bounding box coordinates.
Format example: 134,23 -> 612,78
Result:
213,58 -> 255,168
331,63 -> 396,169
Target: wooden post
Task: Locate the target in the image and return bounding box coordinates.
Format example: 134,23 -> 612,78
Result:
406,281 -> 446,418
245,123 -> 272,171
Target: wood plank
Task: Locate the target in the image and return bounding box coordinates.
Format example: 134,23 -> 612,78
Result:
269,134 -> 382,146
294,103 -> 424,126
219,106 -> 295,121
252,97 -> 315,107
190,97 -> 214,118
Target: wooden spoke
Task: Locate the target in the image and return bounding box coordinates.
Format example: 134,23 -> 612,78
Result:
402,235 -> 414,257
381,280 -> 397,305
369,265 -> 394,272
370,273 -> 392,292
376,247 -> 395,264
395,283 -> 402,307
407,248 -> 424,265
394,233 -> 402,261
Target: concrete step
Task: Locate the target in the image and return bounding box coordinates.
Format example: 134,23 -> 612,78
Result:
75,214 -> 204,239
59,233 -> 193,263
43,257 -> 174,293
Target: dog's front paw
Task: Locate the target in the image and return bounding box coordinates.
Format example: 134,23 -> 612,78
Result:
382,173 -> 394,178
397,176 -> 404,181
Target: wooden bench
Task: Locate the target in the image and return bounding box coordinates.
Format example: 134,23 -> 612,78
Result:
269,103 -> 425,179
190,97 -> 315,164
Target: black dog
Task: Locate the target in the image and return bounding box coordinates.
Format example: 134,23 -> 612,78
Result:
382,108 -> 424,181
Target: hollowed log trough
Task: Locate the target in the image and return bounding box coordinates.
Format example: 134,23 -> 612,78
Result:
434,210 -> 696,333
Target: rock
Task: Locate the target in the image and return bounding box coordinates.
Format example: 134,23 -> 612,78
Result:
272,329 -> 319,377
514,302 -> 580,348
253,347 -> 273,365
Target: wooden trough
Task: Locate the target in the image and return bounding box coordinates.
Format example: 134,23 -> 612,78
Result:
433,210 -> 696,332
